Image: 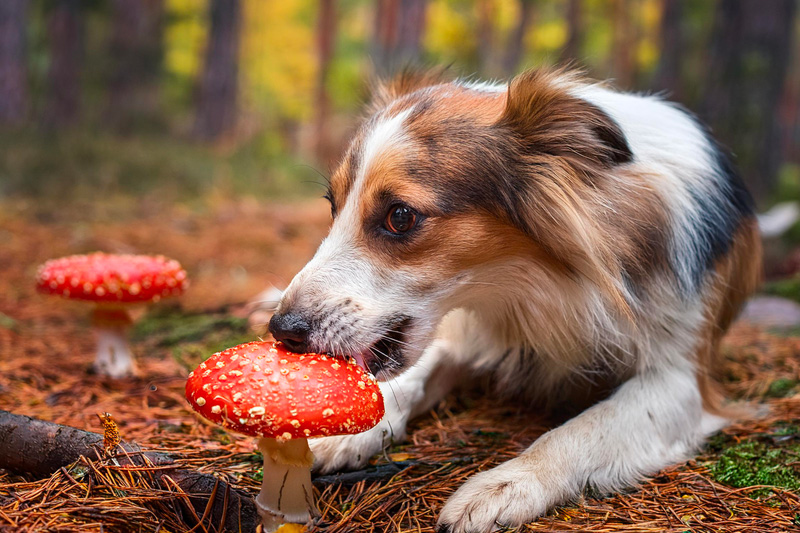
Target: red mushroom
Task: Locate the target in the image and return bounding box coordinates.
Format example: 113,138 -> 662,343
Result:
36,252 -> 188,378
185,341 -> 385,532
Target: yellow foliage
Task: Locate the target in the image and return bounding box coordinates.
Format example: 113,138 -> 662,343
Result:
241,0 -> 316,120
527,19 -> 567,52
164,0 -> 206,80
493,0 -> 518,35
637,0 -> 661,71
425,0 -> 475,62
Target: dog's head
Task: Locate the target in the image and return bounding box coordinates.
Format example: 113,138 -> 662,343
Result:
270,69 -> 638,379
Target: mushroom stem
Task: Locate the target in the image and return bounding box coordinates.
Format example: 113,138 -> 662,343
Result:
91,307 -> 137,378
256,437 -> 317,532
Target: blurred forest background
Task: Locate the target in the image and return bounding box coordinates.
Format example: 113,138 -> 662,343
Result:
0,0 -> 799,211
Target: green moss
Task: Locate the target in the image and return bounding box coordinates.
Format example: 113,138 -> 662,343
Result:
766,378 -> 799,399
709,440 -> 800,497
774,424 -> 800,437
134,307 -> 254,371
705,431 -> 734,452
133,307 -> 249,346
172,332 -> 257,371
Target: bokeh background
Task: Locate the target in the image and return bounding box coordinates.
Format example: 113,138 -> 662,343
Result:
1,0 -> 799,208
3,5 -> 800,532
2,0 -> 800,306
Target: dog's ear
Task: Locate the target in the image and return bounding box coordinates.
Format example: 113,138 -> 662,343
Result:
496,69 -> 635,321
498,69 -> 632,172
367,67 -> 448,114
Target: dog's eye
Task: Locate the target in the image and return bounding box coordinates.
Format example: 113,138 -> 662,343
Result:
384,204 -> 417,234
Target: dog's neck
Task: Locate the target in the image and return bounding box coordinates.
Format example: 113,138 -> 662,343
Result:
448,258 -> 632,371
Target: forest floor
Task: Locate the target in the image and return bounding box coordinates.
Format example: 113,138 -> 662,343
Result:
0,199 -> 799,532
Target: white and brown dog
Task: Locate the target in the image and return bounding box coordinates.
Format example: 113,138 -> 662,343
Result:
267,68 -> 761,532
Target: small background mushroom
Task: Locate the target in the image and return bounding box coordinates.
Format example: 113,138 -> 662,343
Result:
36,252 -> 188,378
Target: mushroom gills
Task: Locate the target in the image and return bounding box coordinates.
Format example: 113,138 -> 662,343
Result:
256,437 -> 318,532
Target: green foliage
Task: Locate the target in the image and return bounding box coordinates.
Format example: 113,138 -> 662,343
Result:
762,278 -> 800,304
709,438 -> 800,497
0,128 -> 323,204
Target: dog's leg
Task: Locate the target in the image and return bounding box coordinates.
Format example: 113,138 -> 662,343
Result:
436,363 -> 727,533
311,309 -> 489,473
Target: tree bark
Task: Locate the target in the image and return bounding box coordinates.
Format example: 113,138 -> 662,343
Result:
702,0 -> 796,204
194,0 -> 242,141
560,0 -> 583,65
396,0 -> 427,67
372,0 -> 427,76
609,0 -> 635,88
653,0 -> 684,100
476,0 -> 495,77
43,0 -> 83,129
0,0 -> 29,126
106,0 -> 164,132
314,0 -> 336,166
0,410 -> 260,533
502,0 -> 534,77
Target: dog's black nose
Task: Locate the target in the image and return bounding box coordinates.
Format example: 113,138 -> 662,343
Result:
269,312 -> 311,353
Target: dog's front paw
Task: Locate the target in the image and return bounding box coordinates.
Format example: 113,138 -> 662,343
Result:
310,421 -> 393,474
436,460 -> 554,533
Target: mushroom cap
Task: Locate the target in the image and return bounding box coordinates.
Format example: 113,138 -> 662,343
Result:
36,253 -> 188,303
185,341 -> 385,440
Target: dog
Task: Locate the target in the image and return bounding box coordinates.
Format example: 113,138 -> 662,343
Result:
267,68 -> 762,532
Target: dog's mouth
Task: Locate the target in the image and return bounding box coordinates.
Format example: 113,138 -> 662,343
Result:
352,317 -> 413,378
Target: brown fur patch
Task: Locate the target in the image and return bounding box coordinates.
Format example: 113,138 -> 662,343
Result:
367,67 -> 450,116
345,68 -> 668,327
498,69 -> 632,171
698,217 -> 762,415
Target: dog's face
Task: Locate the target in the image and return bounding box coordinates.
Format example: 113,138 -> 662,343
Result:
271,71 -> 636,379
272,83 -> 517,378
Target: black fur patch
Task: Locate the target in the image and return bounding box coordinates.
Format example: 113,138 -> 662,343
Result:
683,125 -> 756,289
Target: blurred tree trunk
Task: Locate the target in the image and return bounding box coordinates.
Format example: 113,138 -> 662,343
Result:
43,0 -> 83,129
106,0 -> 164,132
314,0 -> 336,165
0,0 -> 29,126
502,0 -> 534,77
372,0 -> 427,76
781,13 -> 800,165
560,0 -> 583,65
396,0 -> 426,68
702,0 -> 796,204
609,0 -> 635,87
476,0 -> 495,77
194,0 -> 241,141
653,0 -> 684,100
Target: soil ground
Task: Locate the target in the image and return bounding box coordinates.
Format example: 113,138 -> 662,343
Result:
1,200 -> 798,532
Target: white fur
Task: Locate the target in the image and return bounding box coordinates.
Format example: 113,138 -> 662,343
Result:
572,85 -> 729,293
276,107 -> 440,377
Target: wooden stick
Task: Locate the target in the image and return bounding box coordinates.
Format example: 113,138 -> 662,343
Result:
0,410 -> 260,533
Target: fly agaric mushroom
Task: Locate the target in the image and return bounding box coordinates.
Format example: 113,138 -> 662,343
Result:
185,341 -> 384,532
36,253 -> 188,378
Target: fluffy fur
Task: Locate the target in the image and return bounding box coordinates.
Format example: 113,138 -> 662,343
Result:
268,68 -> 762,532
